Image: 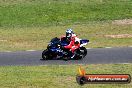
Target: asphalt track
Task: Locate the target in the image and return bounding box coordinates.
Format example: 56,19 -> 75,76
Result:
0,47 -> 132,66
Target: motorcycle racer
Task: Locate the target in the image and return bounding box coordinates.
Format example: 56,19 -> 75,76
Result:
61,29 -> 80,58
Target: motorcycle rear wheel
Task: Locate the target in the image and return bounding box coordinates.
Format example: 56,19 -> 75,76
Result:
74,47 -> 87,60
80,47 -> 87,58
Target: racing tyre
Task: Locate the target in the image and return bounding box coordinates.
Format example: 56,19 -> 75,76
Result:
74,49 -> 83,60
42,49 -> 49,60
63,51 -> 70,61
80,47 -> 87,58
63,57 -> 69,61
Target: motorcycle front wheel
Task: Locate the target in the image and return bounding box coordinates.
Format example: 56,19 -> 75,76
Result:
42,49 -> 50,60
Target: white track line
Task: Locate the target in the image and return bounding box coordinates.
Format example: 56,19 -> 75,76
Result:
26,50 -> 36,51
105,47 -> 112,48
5,51 -> 12,52
86,48 -> 91,49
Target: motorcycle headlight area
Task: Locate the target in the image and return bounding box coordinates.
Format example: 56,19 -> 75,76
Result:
47,43 -> 52,48
48,42 -> 53,45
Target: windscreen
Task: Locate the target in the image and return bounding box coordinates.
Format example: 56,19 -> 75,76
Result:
50,37 -> 60,44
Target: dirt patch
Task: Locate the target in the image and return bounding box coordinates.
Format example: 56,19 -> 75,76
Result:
105,34 -> 132,38
112,19 -> 132,25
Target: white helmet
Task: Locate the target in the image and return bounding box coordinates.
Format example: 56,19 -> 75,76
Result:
66,29 -> 73,38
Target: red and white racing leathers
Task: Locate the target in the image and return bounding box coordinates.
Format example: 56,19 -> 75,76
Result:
61,34 -> 80,53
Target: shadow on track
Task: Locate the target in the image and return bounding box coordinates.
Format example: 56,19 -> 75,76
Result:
40,58 -> 83,61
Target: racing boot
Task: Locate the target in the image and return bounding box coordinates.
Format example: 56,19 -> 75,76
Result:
71,53 -> 75,59
70,51 -> 75,59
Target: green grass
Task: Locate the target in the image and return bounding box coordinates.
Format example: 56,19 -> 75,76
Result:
0,0 -> 131,27
0,1 -> 131,88
0,64 -> 132,88
0,22 -> 132,51
0,0 -> 132,51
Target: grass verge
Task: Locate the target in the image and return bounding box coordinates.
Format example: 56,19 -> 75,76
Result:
0,21 -> 132,51
0,64 -> 131,88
